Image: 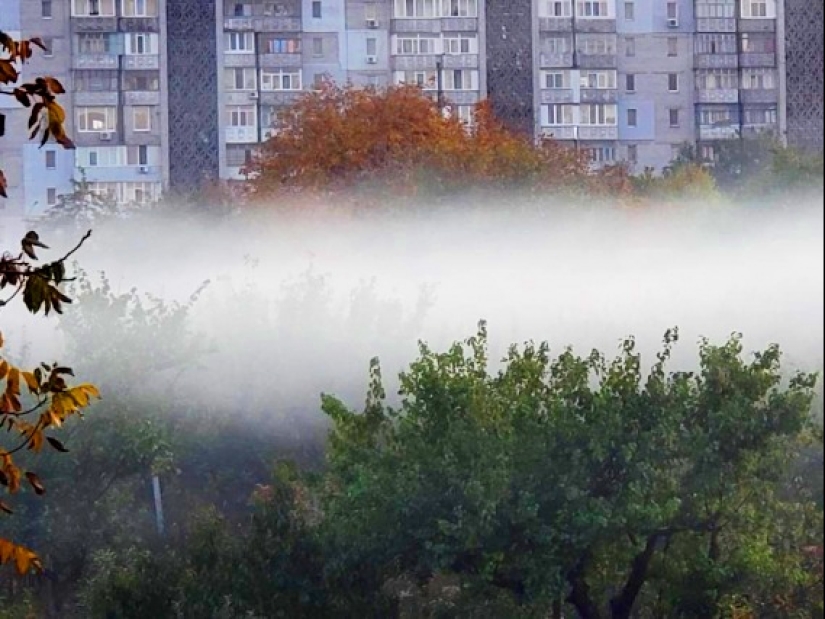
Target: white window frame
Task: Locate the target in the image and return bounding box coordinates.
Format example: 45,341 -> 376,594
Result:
225,32 -> 255,54
260,69 -> 302,91
125,33 -> 157,55
121,0 -> 158,17
667,73 -> 679,92
542,104 -> 574,126
576,0 -> 610,18
394,35 -> 440,55
441,69 -> 478,91
132,106 -> 152,132
543,71 -> 569,89
580,70 -> 616,89
443,34 -> 477,55
225,67 -> 257,90
71,0 -> 116,16
393,0 -> 477,18
76,106 -> 117,132
539,0 -> 573,17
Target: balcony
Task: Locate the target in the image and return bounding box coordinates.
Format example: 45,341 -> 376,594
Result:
74,131 -> 122,147
696,18 -> 736,32
441,17 -> 477,31
539,52 -> 574,68
693,53 -> 738,69
123,55 -> 160,70
225,126 -> 259,144
224,91 -> 262,106
391,19 -> 441,34
740,88 -> 778,104
577,54 -> 617,69
124,132 -> 162,146
741,123 -> 777,137
223,53 -> 257,68
118,17 -> 159,32
540,89 -> 575,104
542,126 -> 577,140
739,19 -> 775,33
72,53 -> 119,70
698,124 -> 739,140
579,126 -> 618,140
443,54 -> 479,69
539,18 -> 573,32
740,52 -> 775,68
259,53 -> 302,68
580,89 -> 618,104
260,91 -> 303,106
124,90 -> 161,105
391,55 -> 439,71
695,88 -> 739,104
73,91 -> 119,106
442,91 -> 480,105
577,19 -> 616,33
71,16 -> 118,32
224,17 -> 301,32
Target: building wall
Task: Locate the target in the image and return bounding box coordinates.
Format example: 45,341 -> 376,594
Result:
784,0 -> 824,152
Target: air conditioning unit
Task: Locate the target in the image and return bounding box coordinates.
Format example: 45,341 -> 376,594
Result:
99,132 -> 112,141
366,18 -> 379,29
138,165 -> 150,174
667,17 -> 679,28
248,91 -> 259,99
366,55 -> 378,64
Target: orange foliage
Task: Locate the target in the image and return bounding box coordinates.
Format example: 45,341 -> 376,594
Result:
244,83 -> 593,203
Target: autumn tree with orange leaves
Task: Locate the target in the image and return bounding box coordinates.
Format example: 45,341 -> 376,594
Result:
244,82 -> 596,203
1,31 -> 98,576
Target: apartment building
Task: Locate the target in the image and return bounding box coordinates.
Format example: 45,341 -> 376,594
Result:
1,0 -> 822,225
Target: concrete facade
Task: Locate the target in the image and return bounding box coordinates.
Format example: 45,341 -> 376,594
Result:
1,0 -> 822,224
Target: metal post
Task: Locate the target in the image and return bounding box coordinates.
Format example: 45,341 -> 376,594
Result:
436,57 -> 444,111
152,474 -> 165,536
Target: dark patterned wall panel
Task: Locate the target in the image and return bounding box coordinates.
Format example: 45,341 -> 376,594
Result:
166,0 -> 220,190
485,0 -> 535,136
785,0 -> 823,152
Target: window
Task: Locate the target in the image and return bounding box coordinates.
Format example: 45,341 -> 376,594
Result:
226,146 -> 253,167
226,106 -> 257,127
625,37 -> 635,57
666,2 -> 678,19
577,35 -> 616,55
627,108 -> 637,127
695,69 -> 738,90
444,35 -> 477,54
127,145 -> 149,165
78,33 -> 110,54
46,188 -> 57,206
395,70 -> 438,88
740,33 -> 776,53
365,3 -> 378,20
667,37 -> 678,57
123,72 -> 160,91
668,73 -> 679,92
260,69 -> 302,91
45,151 -> 57,169
132,107 -> 152,132
262,36 -> 300,54
625,73 -> 636,91
75,70 -> 118,91
312,37 -> 323,56
228,2 -> 252,16
313,73 -> 326,89
695,1 -> 735,18
543,104 -> 574,125
42,38 -> 54,57
624,1 -> 634,19
543,71 -> 568,89
224,68 -> 257,90
366,38 -> 377,56
699,106 -> 735,125
122,0 -> 158,16
312,0 -> 322,18
41,0 -> 53,18
580,70 -> 616,89
742,68 -> 776,90
580,104 -> 616,125
76,106 -> 116,132
743,107 -> 777,125
700,144 -> 715,161
442,69 -> 477,90
540,0 -> 572,17
393,0 -> 477,18
584,146 -> 616,163
743,0 -> 768,17
225,32 -> 254,53
125,33 -> 157,55
396,36 -> 439,55
577,1 -> 609,17
669,108 -> 680,127
627,144 -> 638,163
695,34 -> 737,54
545,37 -> 571,54
71,0 -> 116,16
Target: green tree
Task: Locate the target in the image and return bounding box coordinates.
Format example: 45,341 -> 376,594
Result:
320,324 -> 821,618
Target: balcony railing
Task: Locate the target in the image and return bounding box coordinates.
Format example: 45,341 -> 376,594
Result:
698,124 -> 740,140
72,53 -> 119,70
695,88 -> 739,104
225,126 -> 259,144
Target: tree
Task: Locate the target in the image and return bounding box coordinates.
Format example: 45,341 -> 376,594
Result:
244,82 -> 590,204
1,31 -> 97,577
320,323 -> 821,618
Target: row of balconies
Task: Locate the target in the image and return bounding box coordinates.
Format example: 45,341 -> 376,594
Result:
695,88 -> 778,104
697,123 -> 777,140
71,131 -> 162,148
540,126 -> 619,141
222,52 -> 479,70
539,18 -> 616,33
540,52 -> 617,69
696,17 -> 776,33
72,53 -> 159,70
71,16 -> 159,33
73,91 -> 161,106
693,52 -> 776,69
537,87 -> 776,105
540,89 -> 618,104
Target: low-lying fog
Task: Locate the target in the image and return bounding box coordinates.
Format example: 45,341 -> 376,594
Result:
4,196 -> 823,422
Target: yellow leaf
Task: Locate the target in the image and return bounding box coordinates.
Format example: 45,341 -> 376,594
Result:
0,539 -> 14,563
14,546 -> 30,575
6,367 -> 20,396
0,332 -> 4,348
21,371 -> 39,394
77,383 -> 101,400
0,360 -> 8,381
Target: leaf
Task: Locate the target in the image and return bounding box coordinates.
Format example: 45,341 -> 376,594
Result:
25,472 -> 45,495
22,371 -> 39,394
0,169 -> 6,198
43,76 -> 65,94
46,436 -> 69,453
0,500 -> 12,515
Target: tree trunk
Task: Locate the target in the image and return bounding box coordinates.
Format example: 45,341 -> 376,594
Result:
566,552 -> 602,619
609,533 -> 662,619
